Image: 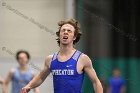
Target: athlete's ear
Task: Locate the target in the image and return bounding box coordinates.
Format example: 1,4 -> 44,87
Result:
73,36 -> 76,40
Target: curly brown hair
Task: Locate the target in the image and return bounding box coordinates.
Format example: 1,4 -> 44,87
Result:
56,19 -> 82,45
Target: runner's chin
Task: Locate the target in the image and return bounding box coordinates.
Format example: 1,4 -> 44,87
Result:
61,39 -> 69,45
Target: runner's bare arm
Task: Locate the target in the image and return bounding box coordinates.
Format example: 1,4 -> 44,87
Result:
82,54 -> 103,93
3,69 -> 15,93
0,76 -> 5,93
20,55 -> 52,93
32,71 -> 40,93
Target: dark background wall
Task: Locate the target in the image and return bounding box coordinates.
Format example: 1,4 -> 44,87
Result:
76,0 -> 140,93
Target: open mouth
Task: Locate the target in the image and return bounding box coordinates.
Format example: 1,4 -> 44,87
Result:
63,36 -> 68,40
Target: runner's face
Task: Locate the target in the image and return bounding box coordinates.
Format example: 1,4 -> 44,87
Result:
18,53 -> 28,66
113,69 -> 120,77
59,24 -> 76,45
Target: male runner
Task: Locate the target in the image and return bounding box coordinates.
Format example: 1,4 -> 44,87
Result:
3,50 -> 40,93
20,19 -> 103,93
108,68 -> 126,93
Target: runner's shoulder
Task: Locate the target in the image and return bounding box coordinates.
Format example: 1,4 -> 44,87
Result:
8,68 -> 16,75
79,53 -> 92,65
45,54 -> 53,66
80,53 -> 90,60
46,54 -> 53,60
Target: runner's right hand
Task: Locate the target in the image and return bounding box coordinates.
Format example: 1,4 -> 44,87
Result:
20,86 -> 31,93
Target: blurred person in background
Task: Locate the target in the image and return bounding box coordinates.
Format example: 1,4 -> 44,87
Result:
0,76 -> 5,93
107,68 -> 126,93
3,50 -> 40,93
20,19 -> 103,93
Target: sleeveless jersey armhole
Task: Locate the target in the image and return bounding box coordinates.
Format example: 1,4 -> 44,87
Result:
52,52 -> 58,61
72,50 -> 82,61
72,50 -> 84,75
50,52 -> 58,71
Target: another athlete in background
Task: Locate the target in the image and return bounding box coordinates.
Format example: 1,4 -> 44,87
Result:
107,68 -> 126,93
21,19 -> 103,93
3,50 -> 40,93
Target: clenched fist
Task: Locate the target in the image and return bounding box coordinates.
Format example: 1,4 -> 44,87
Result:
20,86 -> 31,93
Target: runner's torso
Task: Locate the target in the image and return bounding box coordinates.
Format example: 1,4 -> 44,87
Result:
12,67 -> 33,93
50,50 -> 85,93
